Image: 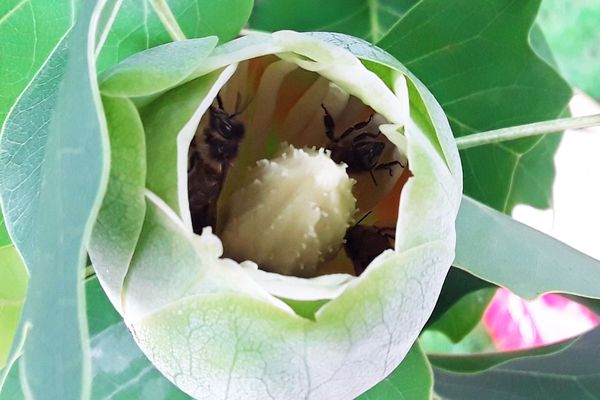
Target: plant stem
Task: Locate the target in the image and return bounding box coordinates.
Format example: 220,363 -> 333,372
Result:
455,113 -> 600,150
150,0 -> 186,41
367,0 -> 381,42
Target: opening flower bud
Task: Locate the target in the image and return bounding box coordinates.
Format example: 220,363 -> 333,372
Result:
219,144 -> 356,277
89,30 -> 462,400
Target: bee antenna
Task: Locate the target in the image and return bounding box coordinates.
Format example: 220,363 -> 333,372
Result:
231,94 -> 254,118
216,93 -> 224,110
354,211 -> 372,226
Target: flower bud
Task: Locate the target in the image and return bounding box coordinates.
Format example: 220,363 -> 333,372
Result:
219,144 -> 356,277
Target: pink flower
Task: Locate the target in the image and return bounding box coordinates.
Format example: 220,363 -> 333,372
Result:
483,288 -> 599,351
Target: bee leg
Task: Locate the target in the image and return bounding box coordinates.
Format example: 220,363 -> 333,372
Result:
234,92 -> 242,114
378,227 -> 396,238
321,104 -> 338,142
369,168 -> 378,186
375,160 -> 405,176
339,114 -> 374,140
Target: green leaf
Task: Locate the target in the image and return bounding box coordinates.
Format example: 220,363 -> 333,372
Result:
433,327 -> 600,399
3,277 -> 190,399
0,246 -> 27,369
426,267 -> 493,328
1,363 -> 24,400
358,342 -> 433,400
377,0 -> 571,212
0,0 -> 76,129
429,337 -> 575,374
455,196 -> 600,300
428,288 -> 496,344
421,323 -> 496,355
0,0 -> 110,397
250,0 -> 417,42
537,0 -> 600,100
97,0 -> 254,72
0,210 -> 10,247
86,277 -> 190,399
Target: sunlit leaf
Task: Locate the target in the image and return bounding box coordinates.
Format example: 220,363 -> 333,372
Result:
537,0 -> 600,100
0,0 -> 110,397
97,0 -> 254,72
0,211 -> 10,247
0,246 -> 27,369
0,0 -> 76,128
455,196 -> 600,300
434,327 -> 600,399
377,0 -> 571,212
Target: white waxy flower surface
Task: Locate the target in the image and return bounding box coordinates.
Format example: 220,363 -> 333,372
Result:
220,145 -> 356,277
90,31 -> 463,399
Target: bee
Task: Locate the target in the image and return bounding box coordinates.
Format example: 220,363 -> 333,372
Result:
344,212 -> 395,275
188,94 -> 246,232
321,105 -> 403,185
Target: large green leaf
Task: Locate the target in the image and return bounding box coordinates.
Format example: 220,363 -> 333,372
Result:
0,246 -> 27,369
377,0 -> 571,212
0,0 -> 253,131
2,364 -> 23,400
455,196 -> 600,300
0,0 -> 109,397
0,0 -> 76,129
3,277 -> 191,398
537,0 -> 600,100
434,327 -> 600,399
86,277 -> 190,399
250,0 -> 417,42
97,0 -> 254,72
358,342 -> 432,400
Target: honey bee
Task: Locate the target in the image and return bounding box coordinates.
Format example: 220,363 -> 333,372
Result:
188,94 -> 246,232
321,105 -> 403,185
344,212 -> 395,275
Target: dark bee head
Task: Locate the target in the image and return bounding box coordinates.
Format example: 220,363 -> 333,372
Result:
209,107 -> 245,140
353,141 -> 385,170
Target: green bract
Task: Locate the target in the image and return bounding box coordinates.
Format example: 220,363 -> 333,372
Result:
90,31 -> 462,399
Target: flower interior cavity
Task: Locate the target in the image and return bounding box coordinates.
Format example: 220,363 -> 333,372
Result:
187,54 -> 409,279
